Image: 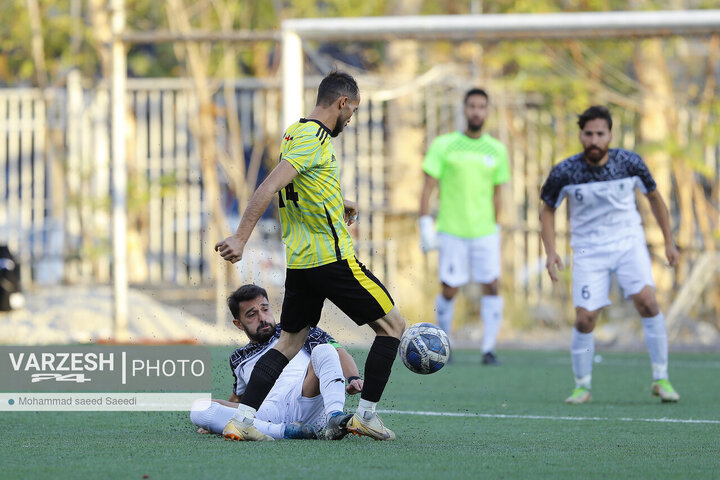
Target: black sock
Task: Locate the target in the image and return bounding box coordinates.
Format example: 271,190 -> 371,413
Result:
241,349 -> 289,410
361,336 -> 400,403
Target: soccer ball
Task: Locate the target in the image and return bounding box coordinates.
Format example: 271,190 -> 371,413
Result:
398,323 -> 450,374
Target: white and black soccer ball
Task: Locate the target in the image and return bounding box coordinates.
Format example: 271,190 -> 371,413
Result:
399,322 -> 450,374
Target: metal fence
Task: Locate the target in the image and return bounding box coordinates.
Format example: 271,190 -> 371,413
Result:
1,75 -> 718,325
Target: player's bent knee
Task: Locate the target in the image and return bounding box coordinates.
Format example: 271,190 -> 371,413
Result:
574,312 -> 598,333
441,285 -> 459,300
370,309 -> 406,338
386,310 -> 406,338
636,302 -> 659,318
632,287 -> 659,317
481,280 -> 499,296
311,343 -> 337,361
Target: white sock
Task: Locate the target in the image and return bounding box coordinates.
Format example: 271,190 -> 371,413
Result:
190,400 -> 284,439
571,328 -> 594,389
356,398 -> 377,419
190,400 -> 233,434
230,403 -> 256,425
642,312 -> 669,380
310,344 -> 346,415
252,419 -> 285,440
435,294 -> 455,336
481,295 -> 503,353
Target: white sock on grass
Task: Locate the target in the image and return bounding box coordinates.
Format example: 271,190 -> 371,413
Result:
642,312 -> 669,380
481,295 -> 503,353
571,328 -> 594,389
435,294 -> 455,336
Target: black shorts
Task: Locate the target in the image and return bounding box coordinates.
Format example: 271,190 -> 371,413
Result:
280,256 -> 395,333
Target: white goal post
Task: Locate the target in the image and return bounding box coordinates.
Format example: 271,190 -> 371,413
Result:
280,9 -> 720,128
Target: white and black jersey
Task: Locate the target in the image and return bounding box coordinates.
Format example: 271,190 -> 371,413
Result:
229,325 -> 338,398
540,148 -> 656,249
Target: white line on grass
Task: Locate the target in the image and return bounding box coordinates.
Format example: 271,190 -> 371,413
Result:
539,357 -> 720,369
378,409 -> 720,425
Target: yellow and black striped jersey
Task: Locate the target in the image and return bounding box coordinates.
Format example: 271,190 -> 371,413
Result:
278,118 -> 354,268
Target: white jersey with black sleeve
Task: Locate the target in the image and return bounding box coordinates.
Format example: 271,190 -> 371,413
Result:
540,148 -> 657,250
229,325 -> 339,403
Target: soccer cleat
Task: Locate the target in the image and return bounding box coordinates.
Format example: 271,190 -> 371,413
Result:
283,422 -> 318,440
222,419 -> 274,442
565,387 -> 591,404
652,379 -> 680,402
324,411 -> 353,440
346,412 -> 395,441
482,352 -> 500,365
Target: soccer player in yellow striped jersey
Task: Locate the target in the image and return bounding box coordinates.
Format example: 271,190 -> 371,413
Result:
419,88 -> 510,366
215,71 -> 407,442
278,118 -> 353,268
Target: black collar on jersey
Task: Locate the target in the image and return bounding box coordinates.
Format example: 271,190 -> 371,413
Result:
300,118 -> 332,136
229,324 -> 337,369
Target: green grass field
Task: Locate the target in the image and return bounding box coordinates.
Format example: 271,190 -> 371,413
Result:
2,348 -> 719,480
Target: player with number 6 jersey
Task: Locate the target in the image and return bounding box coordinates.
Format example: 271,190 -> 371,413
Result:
540,105 -> 680,405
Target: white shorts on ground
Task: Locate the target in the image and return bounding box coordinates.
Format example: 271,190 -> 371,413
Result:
572,236 -> 655,311
257,374 -> 326,430
438,231 -> 501,287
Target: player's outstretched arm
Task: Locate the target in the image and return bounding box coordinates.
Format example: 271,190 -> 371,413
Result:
540,203 -> 564,282
336,347 -> 363,394
646,190 -> 679,267
215,160 -> 299,263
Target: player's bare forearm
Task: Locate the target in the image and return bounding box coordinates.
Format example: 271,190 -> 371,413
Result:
337,347 -> 363,394
337,347 -> 360,380
539,204 -> 557,255
214,186 -> 274,263
493,184 -> 503,224
647,190 -> 673,246
236,159 -> 300,240
540,203 -> 564,281
420,173 -> 438,216
228,393 -> 241,404
236,186 -> 274,238
216,160 -> 298,262
646,189 -> 679,266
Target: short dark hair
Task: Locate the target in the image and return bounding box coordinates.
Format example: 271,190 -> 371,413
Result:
315,71 -> 359,107
227,284 -> 268,319
578,105 -> 613,130
464,88 -> 489,105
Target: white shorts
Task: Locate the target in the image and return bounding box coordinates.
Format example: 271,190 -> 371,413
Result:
572,238 -> 655,311
438,231 -> 501,287
257,371 -> 325,430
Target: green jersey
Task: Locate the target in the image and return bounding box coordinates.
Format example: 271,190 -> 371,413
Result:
423,131 -> 510,238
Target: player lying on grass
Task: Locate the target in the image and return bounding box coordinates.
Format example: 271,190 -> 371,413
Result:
190,284 -> 362,440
